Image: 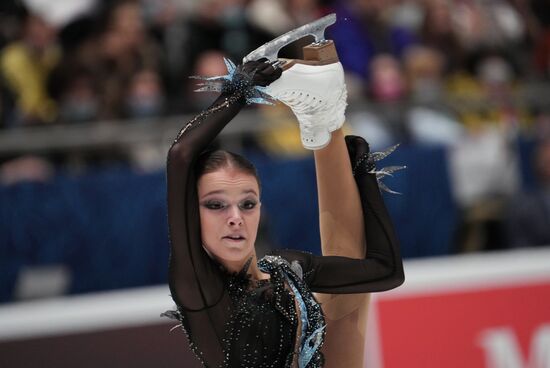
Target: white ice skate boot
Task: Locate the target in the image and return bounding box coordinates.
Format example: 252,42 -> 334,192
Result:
242,13 -> 347,150
265,43 -> 347,150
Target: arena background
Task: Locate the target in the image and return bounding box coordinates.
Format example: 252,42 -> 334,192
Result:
1,0 -> 549,367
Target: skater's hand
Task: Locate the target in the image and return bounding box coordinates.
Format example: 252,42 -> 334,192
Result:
238,58 -> 282,87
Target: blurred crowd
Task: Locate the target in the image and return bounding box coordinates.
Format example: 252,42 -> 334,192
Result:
0,0 -> 548,127
1,0 -> 550,251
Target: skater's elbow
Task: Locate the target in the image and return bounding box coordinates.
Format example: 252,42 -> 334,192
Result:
375,257 -> 405,290
168,142 -> 195,166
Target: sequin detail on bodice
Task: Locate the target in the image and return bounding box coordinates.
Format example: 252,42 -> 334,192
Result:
164,255 -> 326,368
223,257 -> 298,367
258,255 -> 326,368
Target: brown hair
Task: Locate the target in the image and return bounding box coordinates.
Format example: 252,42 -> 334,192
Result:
195,150 -> 261,190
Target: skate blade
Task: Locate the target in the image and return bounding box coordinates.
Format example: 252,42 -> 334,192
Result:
243,13 -> 337,63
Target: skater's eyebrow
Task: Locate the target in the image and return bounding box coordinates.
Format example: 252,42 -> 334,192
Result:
201,189 -> 258,197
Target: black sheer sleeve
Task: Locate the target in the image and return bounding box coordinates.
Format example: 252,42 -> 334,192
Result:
166,60 -> 281,367
274,135 -> 405,293
167,92 -> 246,311
167,60 -> 282,311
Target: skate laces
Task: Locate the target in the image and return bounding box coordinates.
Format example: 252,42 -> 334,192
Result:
277,89 -> 335,135
278,90 -> 325,113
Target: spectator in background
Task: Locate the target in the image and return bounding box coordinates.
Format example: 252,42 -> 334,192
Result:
351,47 -> 464,148
95,0 -> 164,119
0,8 -> 60,126
420,0 -> 464,73
140,0 -> 192,103
403,45 -> 465,146
175,0 -> 273,110
347,53 -> 408,149
404,45 -> 446,106
532,0 -> 550,78
125,68 -> 165,118
52,0 -> 165,122
328,0 -> 416,82
49,16 -> 101,123
505,138 -> 550,247
355,54 -> 409,143
452,0 -> 525,52
446,50 -> 523,252
57,67 -> 99,123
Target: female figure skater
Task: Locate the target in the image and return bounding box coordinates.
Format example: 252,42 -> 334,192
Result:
163,49 -> 404,367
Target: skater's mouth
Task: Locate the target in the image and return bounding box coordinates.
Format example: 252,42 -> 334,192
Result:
223,234 -> 246,241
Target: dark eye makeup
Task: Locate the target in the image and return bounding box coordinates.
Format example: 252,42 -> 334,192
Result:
202,200 -> 226,210
239,199 -> 258,210
201,198 -> 258,211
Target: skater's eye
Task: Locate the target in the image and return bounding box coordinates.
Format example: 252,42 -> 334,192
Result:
239,199 -> 258,211
202,200 -> 226,210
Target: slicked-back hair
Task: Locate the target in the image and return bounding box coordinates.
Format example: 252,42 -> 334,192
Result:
195,150 -> 261,191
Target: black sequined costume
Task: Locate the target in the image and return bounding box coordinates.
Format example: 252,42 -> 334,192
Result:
164,61 -> 404,367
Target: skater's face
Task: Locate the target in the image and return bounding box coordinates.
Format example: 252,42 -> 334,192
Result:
197,167 -> 261,270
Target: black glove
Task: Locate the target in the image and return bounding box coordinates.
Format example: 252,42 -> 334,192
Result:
239,58 -> 282,87
222,59 -> 282,100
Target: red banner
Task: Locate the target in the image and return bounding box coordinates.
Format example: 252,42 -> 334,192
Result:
367,249 -> 550,368
376,282 -> 550,367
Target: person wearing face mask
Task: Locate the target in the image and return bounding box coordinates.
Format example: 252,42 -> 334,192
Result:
163,33 -> 404,367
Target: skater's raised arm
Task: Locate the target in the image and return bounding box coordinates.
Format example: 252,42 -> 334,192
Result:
166,61 -> 281,310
